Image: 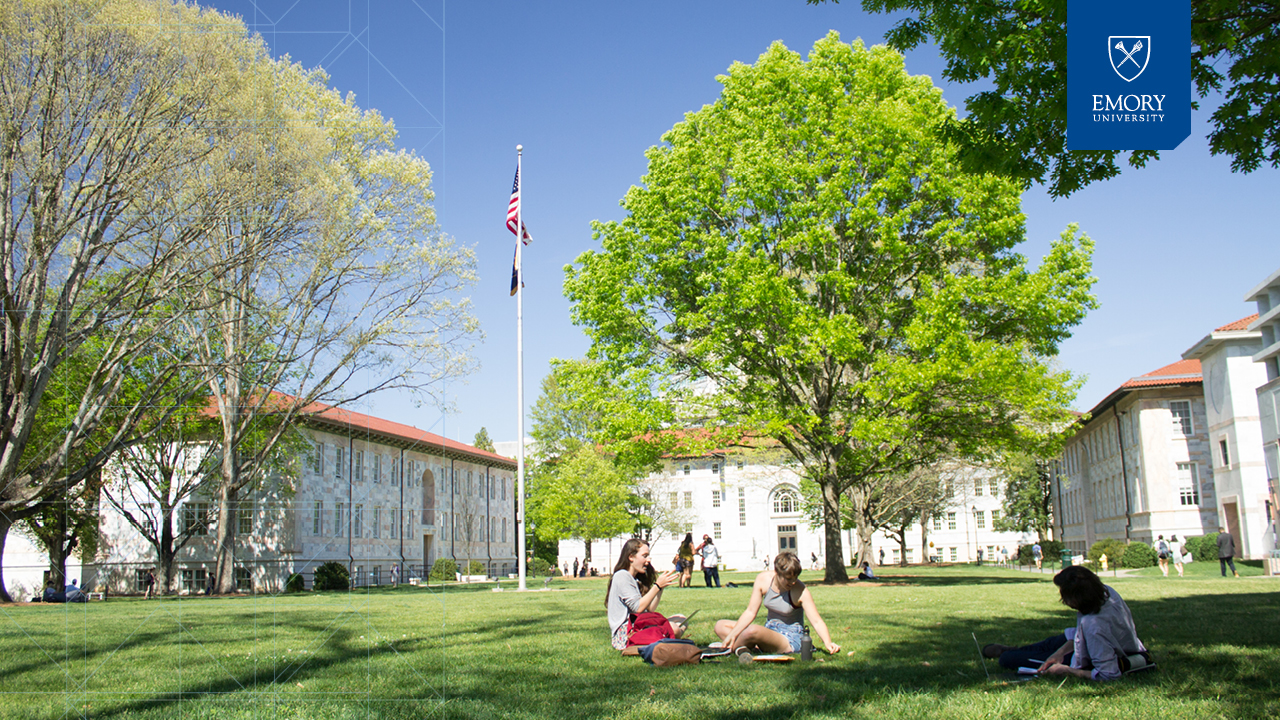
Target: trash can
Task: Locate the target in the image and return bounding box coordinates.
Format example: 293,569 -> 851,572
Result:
1060,548 -> 1072,570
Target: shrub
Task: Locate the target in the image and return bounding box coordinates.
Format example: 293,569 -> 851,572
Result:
1088,538 -> 1127,567
1120,541 -> 1157,568
429,558 -> 458,581
1195,533 -> 1220,562
532,557 -> 551,576
464,559 -> 487,576
313,562 -> 349,591
1183,536 -> 1206,561
285,573 -> 306,593
1017,540 -> 1064,566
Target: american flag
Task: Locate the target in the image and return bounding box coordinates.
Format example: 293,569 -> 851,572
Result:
506,167 -> 532,243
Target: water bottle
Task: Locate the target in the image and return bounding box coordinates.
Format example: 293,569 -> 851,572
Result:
800,627 -> 813,661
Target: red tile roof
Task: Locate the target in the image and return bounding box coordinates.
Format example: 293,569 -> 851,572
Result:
1215,314 -> 1260,332
301,401 -> 515,466
1120,358 -> 1202,389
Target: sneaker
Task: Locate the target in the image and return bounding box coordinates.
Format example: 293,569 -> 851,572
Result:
708,641 -> 724,648
736,647 -> 754,664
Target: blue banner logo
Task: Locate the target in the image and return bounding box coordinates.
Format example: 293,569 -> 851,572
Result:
1068,1 -> 1189,151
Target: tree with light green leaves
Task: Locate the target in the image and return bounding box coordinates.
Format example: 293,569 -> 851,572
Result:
993,451 -> 1056,540
472,427 -> 495,453
565,33 -> 1096,581
526,446 -> 635,570
811,0 -> 1280,197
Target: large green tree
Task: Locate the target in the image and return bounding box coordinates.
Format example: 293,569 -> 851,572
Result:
811,0 -> 1280,196
526,446 -> 634,569
565,34 -> 1095,582
993,451 -> 1056,540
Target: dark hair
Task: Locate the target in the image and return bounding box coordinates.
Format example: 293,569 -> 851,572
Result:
604,538 -> 654,608
1053,565 -> 1109,615
680,533 -> 694,553
774,551 -> 802,579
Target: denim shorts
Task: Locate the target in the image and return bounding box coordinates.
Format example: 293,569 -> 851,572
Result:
764,619 -> 804,653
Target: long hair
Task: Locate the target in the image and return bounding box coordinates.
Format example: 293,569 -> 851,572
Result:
679,533 -> 694,555
1053,565 -> 1109,615
604,538 -> 653,608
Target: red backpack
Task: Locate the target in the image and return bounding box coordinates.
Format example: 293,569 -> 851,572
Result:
626,612 -> 675,647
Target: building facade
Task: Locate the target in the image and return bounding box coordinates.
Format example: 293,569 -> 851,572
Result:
1246,270 -> 1280,554
90,403 -> 517,594
558,450 -> 1029,575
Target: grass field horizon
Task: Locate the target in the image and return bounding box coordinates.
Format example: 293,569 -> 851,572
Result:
3,564 -> 1277,719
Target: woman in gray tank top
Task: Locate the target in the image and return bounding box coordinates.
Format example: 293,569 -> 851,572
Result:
712,551 -> 841,657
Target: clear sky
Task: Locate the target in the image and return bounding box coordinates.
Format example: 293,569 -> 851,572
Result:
201,0 -> 1279,448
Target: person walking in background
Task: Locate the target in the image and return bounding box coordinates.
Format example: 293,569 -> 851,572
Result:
1033,542 -> 1044,570
573,557 -> 580,579
1217,528 -> 1239,577
1155,535 -> 1170,577
878,547 -> 885,566
1168,535 -> 1185,578
696,534 -> 721,588
1001,546 -> 1010,566
678,533 -> 696,588
391,564 -> 400,587
144,569 -> 156,599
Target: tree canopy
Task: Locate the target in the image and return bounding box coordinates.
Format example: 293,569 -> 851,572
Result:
810,0 -> 1280,196
565,34 -> 1096,581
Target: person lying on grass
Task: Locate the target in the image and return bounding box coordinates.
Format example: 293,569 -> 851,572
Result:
714,551 -> 840,656
982,565 -> 1147,680
605,538 -> 681,650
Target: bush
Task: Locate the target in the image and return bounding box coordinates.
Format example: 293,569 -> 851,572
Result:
429,558 -> 458,581
1193,533 -> 1220,562
464,559 -> 487,576
313,562 -> 349,591
1088,538 -> 1127,566
1017,539 -> 1064,566
285,573 -> 306,593
1120,541 -> 1157,568
532,557 -> 551,576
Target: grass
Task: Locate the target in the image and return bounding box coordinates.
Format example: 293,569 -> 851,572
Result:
2,565 -> 1278,719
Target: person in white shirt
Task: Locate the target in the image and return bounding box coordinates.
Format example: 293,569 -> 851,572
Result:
695,535 -> 721,588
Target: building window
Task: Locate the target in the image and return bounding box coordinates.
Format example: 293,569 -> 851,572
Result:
974,480 -> 983,496
738,488 -> 746,526
237,504 -> 252,535
313,502 -> 323,535
906,549 -> 914,563
712,490 -> 721,508
502,517 -> 507,543
772,488 -> 799,514
711,462 -> 719,474
1177,462 -> 1200,505
950,547 -> 958,562
1170,400 -> 1193,435
372,507 -> 380,538
314,442 -> 324,475
390,509 -> 398,539
1219,438 -> 1231,467
683,464 -> 691,475
135,569 -> 150,592
182,503 -> 209,537
713,521 -> 722,540
669,492 -> 678,510
373,454 -> 381,483
736,460 -> 743,470
335,503 -> 344,537
336,447 -> 345,478
892,548 -> 901,563
975,510 -> 985,529
180,567 -> 207,593
683,491 -> 693,509
989,479 -> 999,496
932,516 -> 942,531
987,545 -> 995,559
354,505 -> 363,538
408,510 -> 414,540
235,567 -> 251,592
991,509 -> 1000,524
947,512 -> 957,530
354,450 -> 363,481
372,566 -> 381,585
684,522 -> 693,534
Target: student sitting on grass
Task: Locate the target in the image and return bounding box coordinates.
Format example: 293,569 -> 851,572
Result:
605,538 -> 680,650
982,565 -> 1147,680
714,551 -> 841,657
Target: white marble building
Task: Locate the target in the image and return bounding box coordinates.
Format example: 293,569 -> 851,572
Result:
558,449 -> 1030,575
1246,270 -> 1280,558
86,402 -> 517,594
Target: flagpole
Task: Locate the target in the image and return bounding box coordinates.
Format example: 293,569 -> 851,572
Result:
516,144 -> 527,592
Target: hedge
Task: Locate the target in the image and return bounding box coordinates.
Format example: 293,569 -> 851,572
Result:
313,561 -> 350,591
429,558 -> 458,581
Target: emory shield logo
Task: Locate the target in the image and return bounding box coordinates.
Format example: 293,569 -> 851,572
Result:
1109,36 -> 1150,82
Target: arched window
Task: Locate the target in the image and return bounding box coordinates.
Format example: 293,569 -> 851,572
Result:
771,486 -> 799,515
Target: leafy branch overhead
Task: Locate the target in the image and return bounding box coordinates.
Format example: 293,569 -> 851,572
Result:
812,0 -> 1280,196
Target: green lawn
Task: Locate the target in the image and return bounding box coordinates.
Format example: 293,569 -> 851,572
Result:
2,565 -> 1277,719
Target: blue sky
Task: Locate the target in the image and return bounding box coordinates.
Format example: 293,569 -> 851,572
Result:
201,0 -> 1279,447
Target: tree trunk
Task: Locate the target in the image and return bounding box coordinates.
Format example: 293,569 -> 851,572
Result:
583,538 -> 593,572
0,514 -> 13,602
821,481 -> 849,582
921,521 -> 930,564
214,484 -> 237,594
898,533 -> 908,567
157,508 -> 176,596
846,485 -> 874,574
